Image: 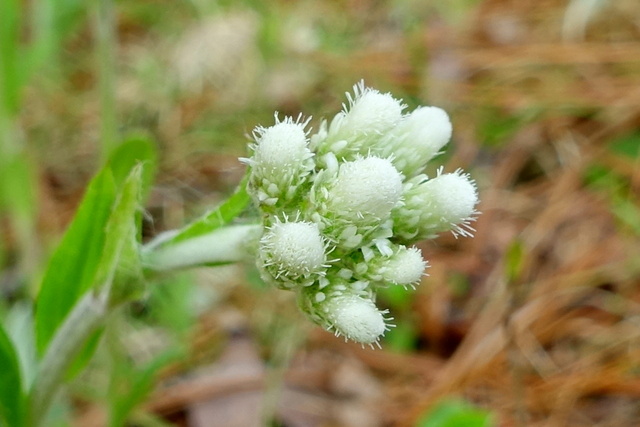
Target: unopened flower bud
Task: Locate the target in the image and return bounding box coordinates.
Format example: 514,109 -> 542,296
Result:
259,221 -> 327,287
243,116 -> 314,207
327,157 -> 403,223
394,170 -> 478,241
378,246 -> 427,287
375,106 -> 452,177
323,294 -> 387,344
315,82 -> 405,161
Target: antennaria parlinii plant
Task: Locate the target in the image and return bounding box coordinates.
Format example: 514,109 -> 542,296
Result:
146,81 -> 479,345
0,82 -> 478,426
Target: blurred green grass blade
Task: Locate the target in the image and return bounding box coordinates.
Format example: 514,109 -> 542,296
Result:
35,168 -> 117,355
384,319 -> 417,352
505,239 -> 525,282
168,173 -> 251,245
0,0 -> 22,114
609,133 -> 640,159
108,349 -> 183,427
64,327 -> 103,381
0,324 -> 25,427
416,400 -> 494,427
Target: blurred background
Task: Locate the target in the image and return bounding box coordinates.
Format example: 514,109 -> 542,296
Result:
1,0 -> 640,426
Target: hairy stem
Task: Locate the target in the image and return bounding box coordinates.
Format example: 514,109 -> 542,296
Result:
142,223 -> 262,272
28,291 -> 109,427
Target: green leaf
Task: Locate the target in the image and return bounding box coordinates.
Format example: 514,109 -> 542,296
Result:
95,164 -> 143,289
0,324 -> 25,427
107,135 -> 157,200
35,168 -> 117,355
35,137 -> 155,356
169,173 -> 251,245
98,163 -> 146,304
69,164 -> 146,375
417,399 -> 494,427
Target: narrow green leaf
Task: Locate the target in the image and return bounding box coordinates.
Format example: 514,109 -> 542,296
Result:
68,164 -> 146,374
35,136 -> 154,356
169,173 -> 251,245
0,0 -> 22,114
108,349 -> 183,427
35,169 -> 117,355
98,163 -> 145,304
0,324 -> 24,427
95,164 -> 143,289
107,135 -> 157,200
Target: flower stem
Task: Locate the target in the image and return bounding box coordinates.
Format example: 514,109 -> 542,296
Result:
28,290 -> 110,427
142,223 -> 262,272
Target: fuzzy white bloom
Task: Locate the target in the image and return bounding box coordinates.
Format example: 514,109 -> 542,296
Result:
313,82 -> 405,161
340,83 -> 405,136
259,221 -> 327,286
423,172 -> 478,228
394,170 -> 478,240
375,106 -> 452,177
323,294 -> 388,344
356,245 -> 427,287
252,119 -> 310,168
326,157 -> 403,223
243,116 -> 314,207
239,81 -> 480,345
380,246 -> 427,286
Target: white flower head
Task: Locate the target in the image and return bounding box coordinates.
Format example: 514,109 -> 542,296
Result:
243,115 -> 315,207
240,81 -> 479,346
425,170 -> 478,228
376,106 -> 452,177
394,170 -> 478,240
380,246 -> 427,287
313,81 -> 405,161
341,81 -> 405,136
326,156 -> 403,223
323,294 -> 389,344
259,220 -> 327,284
250,114 -> 311,168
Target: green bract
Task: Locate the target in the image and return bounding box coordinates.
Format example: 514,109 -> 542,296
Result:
245,82 -> 479,345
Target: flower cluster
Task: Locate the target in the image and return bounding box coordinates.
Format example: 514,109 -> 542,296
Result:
241,82 -> 478,345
